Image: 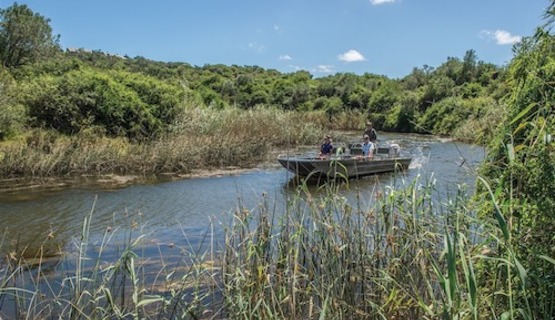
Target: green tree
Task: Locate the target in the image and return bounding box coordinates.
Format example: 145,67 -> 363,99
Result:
367,79 -> 399,113
383,91 -> 420,132
401,65 -> 432,90
459,49 -> 477,84
435,56 -> 463,84
419,75 -> 455,110
313,96 -> 343,119
0,2 -> 60,68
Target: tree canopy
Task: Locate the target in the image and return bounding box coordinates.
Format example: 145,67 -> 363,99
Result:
0,2 -> 60,68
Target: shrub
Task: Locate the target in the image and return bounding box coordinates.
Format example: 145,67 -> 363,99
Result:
21,68 -> 186,140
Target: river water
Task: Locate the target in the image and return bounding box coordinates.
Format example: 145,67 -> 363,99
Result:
0,133 -> 485,261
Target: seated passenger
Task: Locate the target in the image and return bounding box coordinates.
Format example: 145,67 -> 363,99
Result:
319,134 -> 334,157
361,134 -> 374,158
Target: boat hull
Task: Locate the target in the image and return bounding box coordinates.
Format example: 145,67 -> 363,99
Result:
277,154 -> 411,179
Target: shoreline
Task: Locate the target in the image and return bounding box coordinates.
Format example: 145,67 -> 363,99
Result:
0,165 -> 274,195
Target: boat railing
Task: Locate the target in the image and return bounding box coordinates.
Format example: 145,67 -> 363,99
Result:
277,142 -> 406,161
278,152 -> 403,162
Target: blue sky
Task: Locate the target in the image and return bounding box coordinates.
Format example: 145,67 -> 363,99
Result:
2,0 -> 549,78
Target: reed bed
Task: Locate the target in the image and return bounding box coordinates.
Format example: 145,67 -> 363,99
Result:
221,176 -> 546,319
0,107 -> 330,178
1,175 -> 549,319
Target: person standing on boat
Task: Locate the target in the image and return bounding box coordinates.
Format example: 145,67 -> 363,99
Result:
361,134 -> 375,158
320,134 -> 334,157
364,121 -> 377,143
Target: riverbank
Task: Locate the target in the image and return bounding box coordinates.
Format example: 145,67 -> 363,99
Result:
0,166 -> 271,195
0,143 -> 299,194
0,108 -> 335,181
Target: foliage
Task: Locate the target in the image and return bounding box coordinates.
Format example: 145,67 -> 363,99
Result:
19,68 -> 185,139
11,53 -> 85,79
2,176 -> 550,319
366,77 -> 400,114
0,207 -> 219,319
419,75 -> 456,110
0,1 -> 525,173
220,175 -> 555,319
417,96 -> 491,136
477,22 -> 555,319
0,2 -> 60,68
0,65 -> 25,138
383,102 -> 416,132
452,97 -> 505,144
110,70 -> 186,124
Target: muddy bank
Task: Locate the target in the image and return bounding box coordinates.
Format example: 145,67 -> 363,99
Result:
0,166 -> 274,195
0,146 -> 299,194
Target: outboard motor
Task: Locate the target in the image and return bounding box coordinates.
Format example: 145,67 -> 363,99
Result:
389,143 -> 401,156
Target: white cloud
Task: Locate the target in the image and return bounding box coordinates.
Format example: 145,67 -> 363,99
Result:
480,29 -> 522,45
279,55 -> 292,61
338,49 -> 366,62
370,0 -> 398,5
313,65 -> 335,73
494,30 -> 522,44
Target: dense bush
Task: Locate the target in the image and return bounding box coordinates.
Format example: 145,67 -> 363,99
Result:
382,103 -> 416,132
110,71 -> 186,124
452,96 -> 503,144
20,68 -> 185,139
417,96 -> 480,135
0,66 -> 26,139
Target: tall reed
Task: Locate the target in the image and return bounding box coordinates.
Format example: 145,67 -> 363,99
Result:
2,174 -> 551,318
220,175 -> 551,319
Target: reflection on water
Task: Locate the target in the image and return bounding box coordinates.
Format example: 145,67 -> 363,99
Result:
0,133 -> 485,259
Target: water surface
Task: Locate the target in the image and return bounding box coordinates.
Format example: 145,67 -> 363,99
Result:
0,133 -> 485,258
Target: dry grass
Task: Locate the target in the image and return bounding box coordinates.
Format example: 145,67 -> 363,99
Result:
0,107 -> 333,178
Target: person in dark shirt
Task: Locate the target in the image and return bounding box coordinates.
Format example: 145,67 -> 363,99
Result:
320,134 -> 334,157
363,121 -> 377,143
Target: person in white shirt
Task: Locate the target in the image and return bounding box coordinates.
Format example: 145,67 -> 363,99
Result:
361,134 -> 374,158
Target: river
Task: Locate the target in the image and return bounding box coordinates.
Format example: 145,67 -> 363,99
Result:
0,133 -> 485,262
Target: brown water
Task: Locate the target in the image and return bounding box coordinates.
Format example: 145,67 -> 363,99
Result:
0,133 -> 484,261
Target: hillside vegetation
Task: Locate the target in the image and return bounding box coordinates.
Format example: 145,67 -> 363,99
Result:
2,45 -> 506,141
1,4 -> 506,145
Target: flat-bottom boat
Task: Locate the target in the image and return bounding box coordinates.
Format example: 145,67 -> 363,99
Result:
277,143 -> 412,179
